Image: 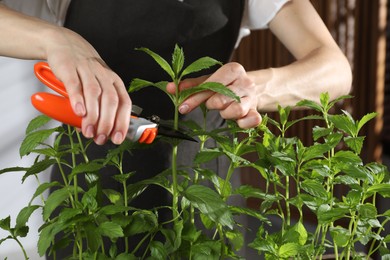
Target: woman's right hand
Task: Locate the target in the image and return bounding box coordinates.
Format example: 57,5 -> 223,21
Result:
44,27 -> 132,145
0,4 -> 132,145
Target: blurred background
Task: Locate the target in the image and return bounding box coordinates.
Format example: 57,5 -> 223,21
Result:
0,0 -> 389,259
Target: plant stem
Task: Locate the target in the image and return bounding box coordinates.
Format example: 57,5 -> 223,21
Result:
172,84 -> 180,224
118,152 -> 129,253
14,237 -> 29,260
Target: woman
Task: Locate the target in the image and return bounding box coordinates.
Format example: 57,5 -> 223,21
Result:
0,0 -> 352,258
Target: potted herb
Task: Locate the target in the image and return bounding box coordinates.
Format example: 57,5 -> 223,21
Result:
1,45 -> 390,260
244,94 -> 390,259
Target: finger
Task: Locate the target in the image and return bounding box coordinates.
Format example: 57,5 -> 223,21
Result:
236,108 -> 262,129
76,65 -> 101,139
53,64 -> 86,117
93,73 -> 120,145
110,76 -> 132,145
179,63 -> 245,113
166,76 -> 207,94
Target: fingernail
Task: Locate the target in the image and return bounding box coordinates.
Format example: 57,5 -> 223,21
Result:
112,132 -> 123,144
85,125 -> 95,138
179,104 -> 189,114
75,102 -> 85,116
95,134 -> 107,145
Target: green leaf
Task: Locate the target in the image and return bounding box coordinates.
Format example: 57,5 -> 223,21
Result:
192,240 -> 221,260
38,223 -> 54,256
0,216 -> 11,231
292,222 -> 308,246
278,105 -> 291,126
172,44 -> 184,77
23,158 -> 57,182
181,56 -> 222,78
20,128 -> 57,156
357,112 -> 377,133
112,172 -> 135,184
179,82 -> 240,105
58,208 -> 83,222
301,143 -> 331,161
226,230 -> 244,251
84,222 -> 102,252
0,236 -> 12,246
103,189 -> 123,205
150,241 -> 168,260
300,180 -> 328,198
115,253 -> 137,260
340,163 -> 370,180
358,203 -> 377,219
14,225 -> 29,238
128,78 -> 154,93
25,115 -> 52,134
43,187 -> 71,220
317,204 -> 348,224
332,150 -> 362,165
98,222 -> 124,239
136,47 -> 175,79
328,94 -> 353,109
125,210 -> 158,236
194,148 -> 224,164
329,114 -> 356,136
367,184 -> 390,198
319,92 -> 330,110
0,166 -> 28,176
99,205 -> 132,215
235,185 -> 279,201
312,126 -> 332,141
161,220 -> 183,254
344,136 -> 365,154
184,185 -> 234,229
330,226 -> 350,247
16,205 -> 40,228
229,206 -> 270,224
30,181 -> 62,204
71,161 -> 103,176
296,99 -> 322,112
278,243 -> 300,258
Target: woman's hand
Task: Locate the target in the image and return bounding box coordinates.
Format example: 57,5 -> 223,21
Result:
167,62 -> 262,129
0,5 -> 132,145
44,27 -> 132,145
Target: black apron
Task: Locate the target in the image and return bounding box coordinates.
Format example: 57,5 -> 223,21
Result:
48,0 -> 245,258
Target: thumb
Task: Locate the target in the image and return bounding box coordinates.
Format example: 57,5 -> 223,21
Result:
236,109 -> 262,129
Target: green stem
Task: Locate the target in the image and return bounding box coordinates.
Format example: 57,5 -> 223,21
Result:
119,152 -> 129,253
131,232 -> 151,255
67,126 -> 84,259
367,217 -> 389,257
14,237 -> 29,260
172,89 -> 180,224
285,176 -> 290,226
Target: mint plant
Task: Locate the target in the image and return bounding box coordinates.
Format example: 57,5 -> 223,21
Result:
1,45 -> 390,260
245,93 -> 390,259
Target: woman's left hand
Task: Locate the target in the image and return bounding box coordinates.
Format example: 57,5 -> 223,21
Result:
166,62 -> 262,129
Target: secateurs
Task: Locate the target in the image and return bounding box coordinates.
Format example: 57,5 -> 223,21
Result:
31,61 -> 196,144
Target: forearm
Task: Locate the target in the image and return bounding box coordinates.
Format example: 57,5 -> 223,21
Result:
249,46 -> 352,112
0,4 -> 59,60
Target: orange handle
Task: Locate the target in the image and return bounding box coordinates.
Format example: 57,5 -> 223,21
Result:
138,128 -> 158,144
34,62 -> 68,97
31,92 -> 82,128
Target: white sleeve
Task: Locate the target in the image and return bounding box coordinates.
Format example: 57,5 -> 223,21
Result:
0,0 -> 70,25
235,0 -> 290,48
